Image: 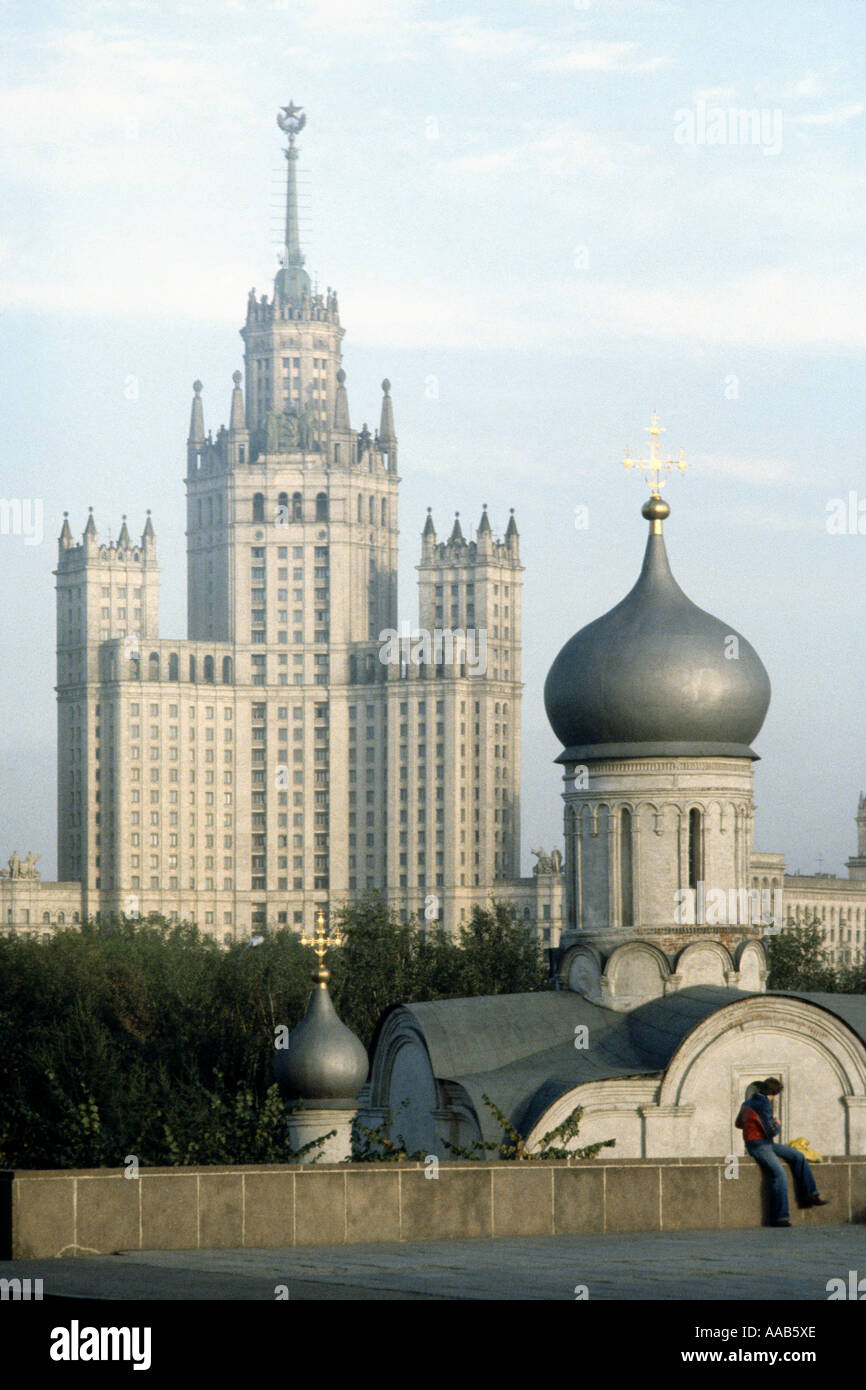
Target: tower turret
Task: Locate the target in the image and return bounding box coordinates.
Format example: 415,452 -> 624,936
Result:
334,367 -> 351,431
477,504 -> 492,555
378,378 -> 397,470
847,794 -> 866,880
58,512 -> 73,556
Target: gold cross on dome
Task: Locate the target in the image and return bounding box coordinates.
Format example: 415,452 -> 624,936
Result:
301,909 -> 343,964
622,411 -> 688,497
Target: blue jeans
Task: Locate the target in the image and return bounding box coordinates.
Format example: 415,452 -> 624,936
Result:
745,1141 -> 819,1222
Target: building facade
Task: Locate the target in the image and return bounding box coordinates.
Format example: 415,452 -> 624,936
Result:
1,105 -> 556,945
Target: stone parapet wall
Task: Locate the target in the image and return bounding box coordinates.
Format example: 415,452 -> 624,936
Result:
3,1157 -> 864,1259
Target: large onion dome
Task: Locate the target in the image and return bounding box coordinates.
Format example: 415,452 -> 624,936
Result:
544,495 -> 771,762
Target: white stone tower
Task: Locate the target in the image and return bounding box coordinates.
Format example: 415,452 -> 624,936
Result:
544,416 -> 772,1004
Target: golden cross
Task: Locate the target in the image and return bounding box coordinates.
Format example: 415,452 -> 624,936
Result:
622,411 -> 688,497
300,909 -> 343,964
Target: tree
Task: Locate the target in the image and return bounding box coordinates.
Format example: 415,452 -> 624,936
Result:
456,900 -> 547,997
765,917 -> 838,992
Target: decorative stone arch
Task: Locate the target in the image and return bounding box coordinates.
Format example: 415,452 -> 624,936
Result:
672,939 -> 735,990
601,940 -> 671,1011
524,1076 -> 659,1157
558,943 -> 604,1000
657,995 -> 866,1155
635,799 -> 666,837
366,1007 -> 448,1156
735,938 -> 767,992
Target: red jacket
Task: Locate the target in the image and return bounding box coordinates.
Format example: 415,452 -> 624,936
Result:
736,1096 -> 779,1143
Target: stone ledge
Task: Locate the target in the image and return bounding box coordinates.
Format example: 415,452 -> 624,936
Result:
4,1158 -> 862,1258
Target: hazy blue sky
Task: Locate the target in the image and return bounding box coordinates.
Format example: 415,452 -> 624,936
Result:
2,0 -> 865,879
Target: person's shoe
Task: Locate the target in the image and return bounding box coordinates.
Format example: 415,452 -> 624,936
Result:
771,1219 -> 792,1227
808,1195 -> 830,1207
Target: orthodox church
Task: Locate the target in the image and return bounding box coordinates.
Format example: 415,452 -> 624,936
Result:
361,430 -> 866,1161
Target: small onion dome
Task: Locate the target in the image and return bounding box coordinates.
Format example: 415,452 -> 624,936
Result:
544,497 -> 771,763
274,982 -> 368,1106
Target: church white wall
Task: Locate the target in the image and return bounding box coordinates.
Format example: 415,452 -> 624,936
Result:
526,1080 -> 657,1158
528,997 -> 866,1158
564,758 -> 757,942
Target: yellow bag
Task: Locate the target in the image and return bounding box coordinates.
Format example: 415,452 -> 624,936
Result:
788,1136 -> 822,1162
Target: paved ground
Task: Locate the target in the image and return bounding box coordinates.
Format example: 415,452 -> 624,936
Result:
3,1226 -> 862,1300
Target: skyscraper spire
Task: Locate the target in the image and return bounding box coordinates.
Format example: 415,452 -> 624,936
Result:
275,101 -> 311,302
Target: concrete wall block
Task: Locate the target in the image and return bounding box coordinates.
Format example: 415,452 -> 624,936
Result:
553,1167 -> 605,1234
492,1166 -> 552,1237
244,1172 -> 295,1247
346,1170 -> 400,1244
13,1177 -> 75,1259
719,1159 -> 765,1228
199,1173 -> 244,1248
294,1172 -> 346,1245
401,1167 -> 492,1241
77,1174 -> 140,1254
605,1165 -> 661,1232
140,1175 -> 198,1250
850,1161 -> 866,1224
661,1165 -> 720,1230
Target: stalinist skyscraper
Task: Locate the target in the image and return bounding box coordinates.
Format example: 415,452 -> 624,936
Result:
52,105 -> 525,942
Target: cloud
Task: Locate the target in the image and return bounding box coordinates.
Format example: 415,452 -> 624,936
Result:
433,18 -> 536,57
693,453 -> 810,489
429,18 -> 667,73
439,125 -> 625,179
537,40 -> 669,73
570,270 -> 866,351
6,255 -> 866,360
720,502 -> 816,533
790,103 -> 865,128
694,86 -> 739,102
0,29 -> 254,187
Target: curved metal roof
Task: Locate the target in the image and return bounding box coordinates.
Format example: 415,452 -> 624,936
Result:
396,987 -> 866,1144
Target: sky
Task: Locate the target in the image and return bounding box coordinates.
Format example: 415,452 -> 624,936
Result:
1,0 -> 865,880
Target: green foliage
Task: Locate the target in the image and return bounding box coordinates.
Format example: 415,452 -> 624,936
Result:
0,897 -> 550,1169
766,917 -> 841,992
329,893 -> 546,1048
457,899 -> 549,998
350,1101 -> 429,1162
443,1093 -> 615,1161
